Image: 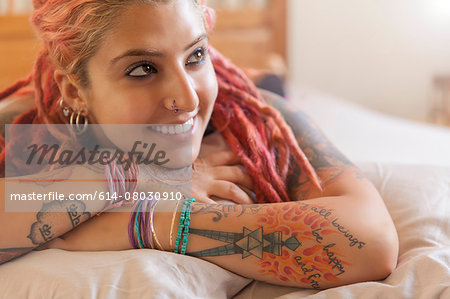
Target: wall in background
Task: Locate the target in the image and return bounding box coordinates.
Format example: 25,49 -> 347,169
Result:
0,0 -> 32,14
287,0 -> 450,121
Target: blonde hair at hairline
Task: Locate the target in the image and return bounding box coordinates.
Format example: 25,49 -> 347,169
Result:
32,0 -> 205,88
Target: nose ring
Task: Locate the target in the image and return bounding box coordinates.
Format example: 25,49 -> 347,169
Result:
172,100 -> 179,113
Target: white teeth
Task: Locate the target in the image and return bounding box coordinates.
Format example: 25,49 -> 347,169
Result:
175,124 -> 183,134
149,118 -> 194,135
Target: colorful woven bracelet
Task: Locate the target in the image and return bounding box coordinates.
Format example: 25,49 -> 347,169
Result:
98,154 -> 138,215
126,199 -> 144,249
128,197 -> 157,249
138,198 -> 157,249
134,200 -> 145,248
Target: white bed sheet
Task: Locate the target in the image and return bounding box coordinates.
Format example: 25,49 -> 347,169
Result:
1,88 -> 449,299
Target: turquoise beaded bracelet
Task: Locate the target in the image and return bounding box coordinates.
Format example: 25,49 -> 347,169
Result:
180,199 -> 194,255
173,198 -> 189,253
174,198 -> 195,254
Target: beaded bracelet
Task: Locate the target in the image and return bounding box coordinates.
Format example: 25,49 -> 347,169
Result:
173,199 -> 188,253
180,202 -> 193,255
174,198 -> 195,254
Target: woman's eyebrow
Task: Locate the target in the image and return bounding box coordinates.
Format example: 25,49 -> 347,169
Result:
184,33 -> 209,51
110,33 -> 209,66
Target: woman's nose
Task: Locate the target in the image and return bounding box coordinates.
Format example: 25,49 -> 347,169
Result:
163,68 -> 199,113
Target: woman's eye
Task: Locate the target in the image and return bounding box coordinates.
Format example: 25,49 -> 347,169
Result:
186,47 -> 207,65
126,63 -> 157,77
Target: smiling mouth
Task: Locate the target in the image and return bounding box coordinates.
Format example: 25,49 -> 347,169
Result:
147,117 -> 195,135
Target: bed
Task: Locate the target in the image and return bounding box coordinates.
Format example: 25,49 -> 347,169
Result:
0,85 -> 449,299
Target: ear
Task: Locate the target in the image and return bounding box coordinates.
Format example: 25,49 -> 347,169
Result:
53,69 -> 88,114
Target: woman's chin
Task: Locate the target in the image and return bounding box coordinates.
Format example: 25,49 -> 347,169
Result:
150,143 -> 200,170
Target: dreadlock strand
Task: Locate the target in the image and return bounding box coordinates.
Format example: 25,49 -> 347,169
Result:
0,74 -> 33,101
32,49 -> 48,123
229,99 -> 289,202
215,79 -> 290,202
220,126 -> 284,203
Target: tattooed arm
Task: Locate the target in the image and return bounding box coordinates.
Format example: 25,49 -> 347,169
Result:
0,165 -> 105,265
182,199 -> 397,288
41,194 -> 397,289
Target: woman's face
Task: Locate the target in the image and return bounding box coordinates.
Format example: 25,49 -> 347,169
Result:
78,0 -> 218,166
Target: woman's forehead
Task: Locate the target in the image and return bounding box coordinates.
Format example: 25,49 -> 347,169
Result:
99,1 -> 205,57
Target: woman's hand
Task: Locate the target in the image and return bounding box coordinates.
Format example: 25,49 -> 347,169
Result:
192,151 -> 254,204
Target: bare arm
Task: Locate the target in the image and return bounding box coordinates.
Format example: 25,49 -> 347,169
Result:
45,193 -> 397,289
0,97 -> 109,264
0,165 -> 104,264
184,199 -> 396,288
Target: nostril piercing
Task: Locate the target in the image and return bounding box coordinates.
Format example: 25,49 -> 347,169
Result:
172,100 -> 179,113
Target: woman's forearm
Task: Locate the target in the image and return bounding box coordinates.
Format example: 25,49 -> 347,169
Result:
34,190 -> 398,289
0,164 -> 105,264
155,194 -> 398,289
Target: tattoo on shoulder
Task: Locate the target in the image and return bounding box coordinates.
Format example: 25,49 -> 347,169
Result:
268,98 -> 366,197
27,200 -> 91,245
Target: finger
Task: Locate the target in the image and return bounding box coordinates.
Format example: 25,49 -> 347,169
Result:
200,151 -> 241,167
192,188 -> 217,204
193,195 -> 217,204
202,197 -> 218,204
209,181 -> 254,205
210,165 -> 253,190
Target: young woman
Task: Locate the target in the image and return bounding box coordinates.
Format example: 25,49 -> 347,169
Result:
0,0 -> 398,289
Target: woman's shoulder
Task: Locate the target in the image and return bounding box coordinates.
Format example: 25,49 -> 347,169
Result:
258,88 -> 285,106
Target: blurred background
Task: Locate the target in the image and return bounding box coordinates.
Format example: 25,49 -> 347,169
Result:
1,0 -> 449,126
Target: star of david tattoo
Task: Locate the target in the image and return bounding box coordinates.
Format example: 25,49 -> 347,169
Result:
189,227 -> 302,259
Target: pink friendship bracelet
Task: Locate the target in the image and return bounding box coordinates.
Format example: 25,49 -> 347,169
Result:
97,154 -> 139,216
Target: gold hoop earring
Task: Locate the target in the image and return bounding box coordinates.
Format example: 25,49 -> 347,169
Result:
59,97 -> 71,117
70,111 -> 88,135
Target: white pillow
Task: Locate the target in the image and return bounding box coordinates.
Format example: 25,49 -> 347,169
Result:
0,247 -> 251,298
